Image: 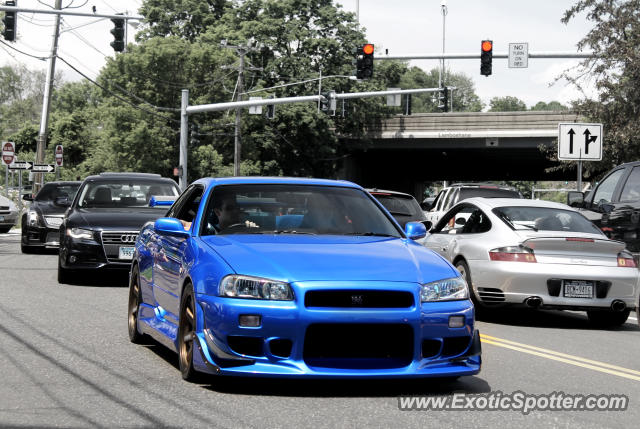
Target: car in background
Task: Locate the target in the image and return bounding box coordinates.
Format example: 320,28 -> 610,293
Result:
423,197 -> 639,327
568,161 -> 640,258
128,177 -> 481,382
366,188 -> 427,228
21,181 -> 81,253
0,194 -> 18,233
58,172 -> 180,283
426,183 -> 523,226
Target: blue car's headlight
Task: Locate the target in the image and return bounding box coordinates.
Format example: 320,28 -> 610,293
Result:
66,227 -> 94,240
421,276 -> 469,302
219,275 -> 294,301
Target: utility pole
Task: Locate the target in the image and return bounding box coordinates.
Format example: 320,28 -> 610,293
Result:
439,0 -> 447,89
35,0 -> 61,193
221,41 -> 261,176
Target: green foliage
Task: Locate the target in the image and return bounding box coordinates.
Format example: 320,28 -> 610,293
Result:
488,96 -> 527,112
562,0 -> 640,177
530,101 -> 569,111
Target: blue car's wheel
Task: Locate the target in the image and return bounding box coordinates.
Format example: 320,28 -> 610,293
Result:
128,265 -> 145,344
179,282 -> 203,382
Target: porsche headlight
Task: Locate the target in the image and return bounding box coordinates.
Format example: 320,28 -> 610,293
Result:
28,210 -> 39,226
66,227 -> 94,240
421,276 -> 469,302
219,275 -> 293,301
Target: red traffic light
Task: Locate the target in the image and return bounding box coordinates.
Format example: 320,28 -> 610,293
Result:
481,40 -> 493,52
363,43 -> 374,55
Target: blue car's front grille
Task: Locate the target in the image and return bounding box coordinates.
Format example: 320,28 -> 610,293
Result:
304,290 -> 414,308
303,323 -> 413,369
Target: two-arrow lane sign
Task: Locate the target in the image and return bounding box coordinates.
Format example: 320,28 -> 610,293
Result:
558,123 -> 603,161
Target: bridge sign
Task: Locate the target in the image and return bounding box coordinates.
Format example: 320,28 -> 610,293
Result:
558,123 -> 603,161
2,141 -> 15,165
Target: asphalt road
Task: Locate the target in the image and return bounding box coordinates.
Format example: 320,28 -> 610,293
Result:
1,230 -> 639,428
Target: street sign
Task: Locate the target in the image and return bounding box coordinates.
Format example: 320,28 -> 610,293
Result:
248,97 -> 263,114
32,164 -> 56,173
55,145 -> 63,167
386,88 -> 401,107
8,161 -> 33,170
508,43 -> 528,68
558,123 -> 603,161
2,141 -> 15,165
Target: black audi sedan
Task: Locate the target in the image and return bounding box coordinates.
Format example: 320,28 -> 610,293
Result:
58,172 -> 180,283
21,181 -> 81,253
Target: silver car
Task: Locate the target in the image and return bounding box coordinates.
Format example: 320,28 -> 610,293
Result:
423,197 -> 639,327
0,194 -> 19,233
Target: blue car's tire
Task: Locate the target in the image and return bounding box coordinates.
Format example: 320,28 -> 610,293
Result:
179,282 -> 204,382
128,265 -> 146,344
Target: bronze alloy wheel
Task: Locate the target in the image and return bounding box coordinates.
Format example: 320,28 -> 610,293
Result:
178,283 -> 202,381
128,265 -> 144,343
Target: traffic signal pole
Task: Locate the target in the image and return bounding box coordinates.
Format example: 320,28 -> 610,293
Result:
179,87 -> 441,188
34,0 -> 61,193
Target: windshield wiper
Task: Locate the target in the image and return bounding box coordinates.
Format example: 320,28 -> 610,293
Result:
345,232 -> 398,237
272,230 -> 316,235
496,212 -> 538,231
387,211 -> 412,216
515,223 -> 539,232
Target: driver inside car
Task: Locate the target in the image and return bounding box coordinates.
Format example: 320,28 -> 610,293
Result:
212,192 -> 258,232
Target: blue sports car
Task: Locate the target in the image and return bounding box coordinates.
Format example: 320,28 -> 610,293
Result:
128,177 -> 481,381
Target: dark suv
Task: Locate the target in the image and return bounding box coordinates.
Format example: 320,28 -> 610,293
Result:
58,172 -> 180,283
568,161 -> 640,255
426,183 -> 523,226
366,188 -> 427,228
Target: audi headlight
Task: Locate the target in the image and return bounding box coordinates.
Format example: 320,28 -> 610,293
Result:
219,275 -> 293,301
28,210 -> 39,226
67,227 -> 94,240
421,276 -> 469,302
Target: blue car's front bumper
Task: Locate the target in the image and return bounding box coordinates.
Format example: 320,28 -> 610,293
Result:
191,281 -> 481,379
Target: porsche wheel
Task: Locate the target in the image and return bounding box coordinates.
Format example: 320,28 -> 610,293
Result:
455,260 -> 480,306
128,265 -> 145,343
178,282 -> 202,382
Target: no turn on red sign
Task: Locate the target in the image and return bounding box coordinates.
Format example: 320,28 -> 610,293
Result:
2,141 -> 15,165
55,145 -> 63,167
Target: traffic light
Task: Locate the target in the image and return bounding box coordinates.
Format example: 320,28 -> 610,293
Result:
438,87 -> 449,112
266,95 -> 275,119
110,17 -> 125,52
320,91 -> 336,115
356,43 -> 374,79
480,40 -> 493,76
2,1 -> 17,42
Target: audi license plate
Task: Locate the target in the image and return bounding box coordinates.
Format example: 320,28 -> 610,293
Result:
118,246 -> 135,260
0,216 -> 4,221
563,280 -> 593,298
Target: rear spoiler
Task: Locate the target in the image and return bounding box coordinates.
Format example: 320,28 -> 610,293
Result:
149,196 -> 176,207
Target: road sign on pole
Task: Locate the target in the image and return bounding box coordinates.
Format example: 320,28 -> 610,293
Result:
558,123 -> 603,161
32,164 -> 56,173
55,144 -> 63,167
508,43 -> 529,68
2,141 -> 15,165
8,161 -> 33,170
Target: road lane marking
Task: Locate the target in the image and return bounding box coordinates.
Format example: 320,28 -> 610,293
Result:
480,334 -> 640,382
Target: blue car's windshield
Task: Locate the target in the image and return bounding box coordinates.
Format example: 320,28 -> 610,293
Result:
201,184 -> 402,237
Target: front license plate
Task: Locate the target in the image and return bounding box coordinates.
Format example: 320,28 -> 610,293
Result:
0,216 -> 4,221
563,280 -> 593,298
118,246 -> 135,260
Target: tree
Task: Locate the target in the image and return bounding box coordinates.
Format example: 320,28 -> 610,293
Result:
562,0 -> 640,176
530,101 -> 568,111
488,96 -> 527,112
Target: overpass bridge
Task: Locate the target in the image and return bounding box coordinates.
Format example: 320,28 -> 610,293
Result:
340,111 -> 582,195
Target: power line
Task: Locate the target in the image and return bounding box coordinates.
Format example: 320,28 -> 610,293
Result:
56,55 -> 181,127
0,39 -> 48,61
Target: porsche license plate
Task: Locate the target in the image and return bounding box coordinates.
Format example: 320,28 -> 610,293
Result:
118,246 -> 135,260
563,280 -> 593,298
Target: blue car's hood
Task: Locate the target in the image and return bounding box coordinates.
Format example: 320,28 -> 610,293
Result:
201,235 -> 457,284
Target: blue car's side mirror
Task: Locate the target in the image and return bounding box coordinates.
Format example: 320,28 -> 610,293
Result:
405,221 -> 427,240
154,217 -> 189,237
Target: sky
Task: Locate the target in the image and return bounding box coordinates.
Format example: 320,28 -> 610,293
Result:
0,0 -> 596,109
